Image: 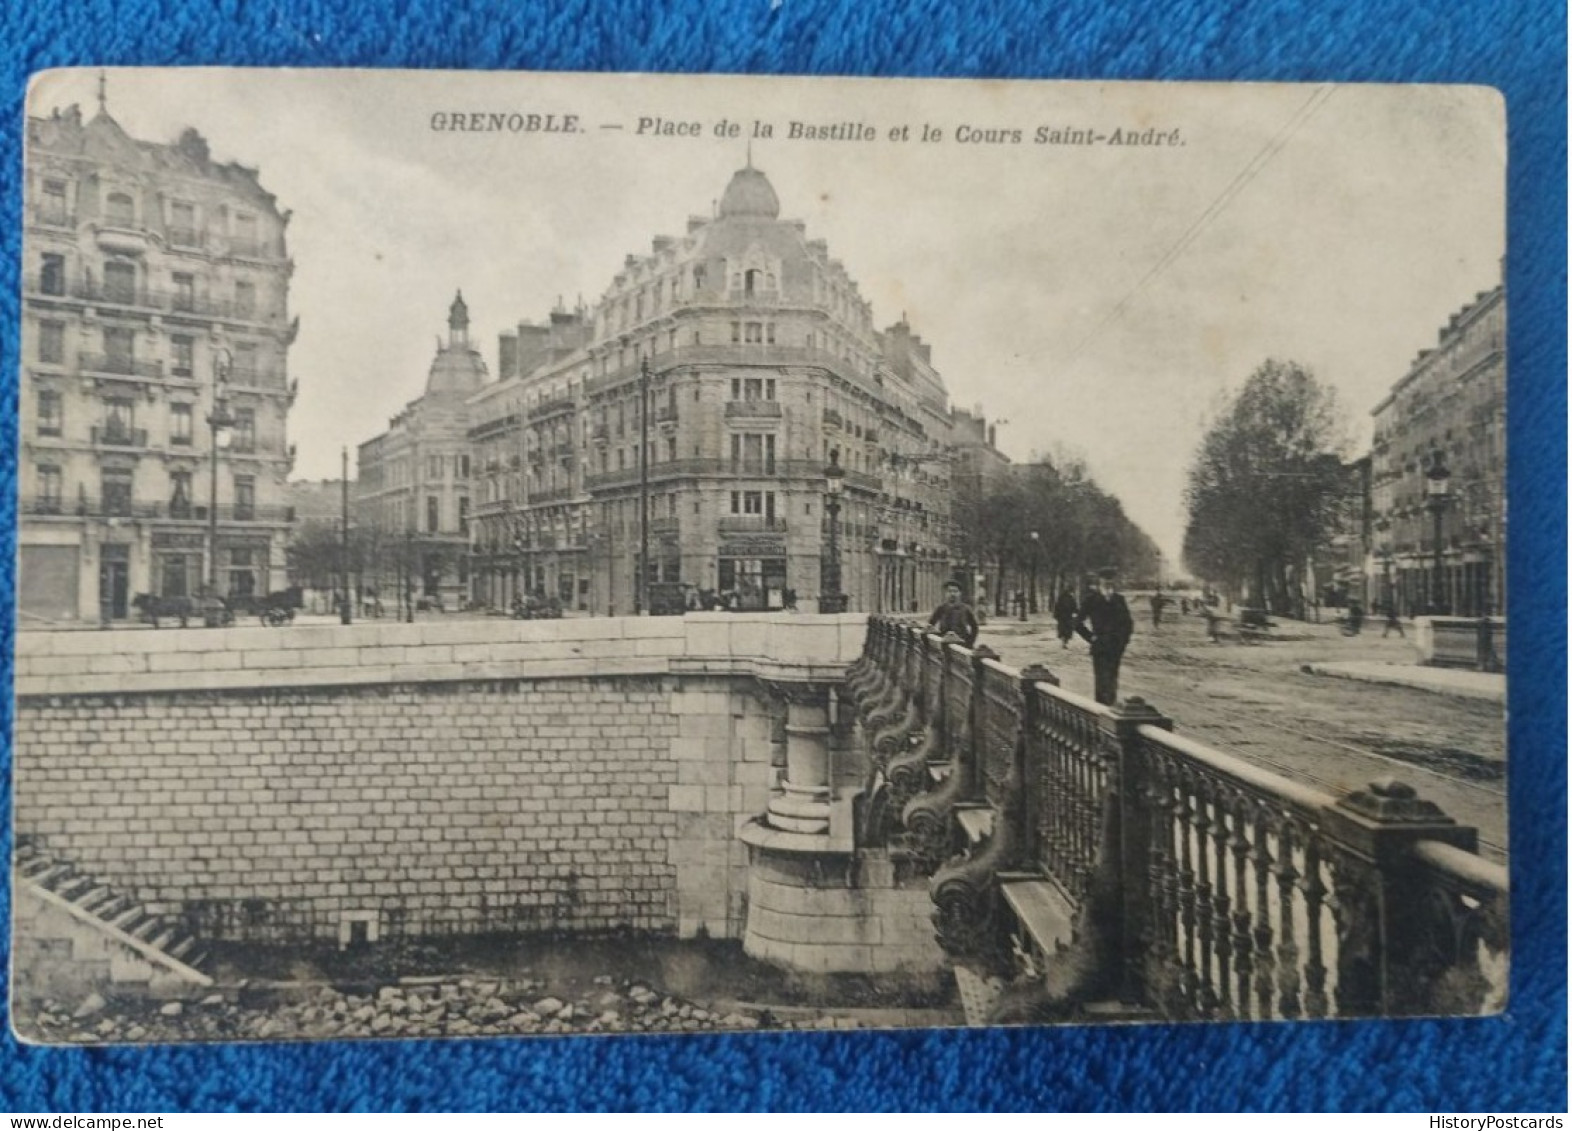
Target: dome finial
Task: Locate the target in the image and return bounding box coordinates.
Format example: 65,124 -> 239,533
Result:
96,70 -> 107,114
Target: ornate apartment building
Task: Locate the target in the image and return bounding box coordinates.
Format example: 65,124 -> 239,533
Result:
19,90 -> 297,623
355,295 -> 484,610
466,162 -> 957,615
1369,277 -> 1506,618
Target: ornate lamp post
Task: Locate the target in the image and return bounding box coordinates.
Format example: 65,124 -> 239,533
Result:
1424,448 -> 1452,615
206,347 -> 235,599
822,450 -> 846,613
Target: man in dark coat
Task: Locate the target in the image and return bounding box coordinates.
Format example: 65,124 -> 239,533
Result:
1076,568 -> 1134,706
928,580 -> 980,647
1052,588 -> 1079,649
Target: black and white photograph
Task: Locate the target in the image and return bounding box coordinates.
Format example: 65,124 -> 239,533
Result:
11,68 -> 1507,1044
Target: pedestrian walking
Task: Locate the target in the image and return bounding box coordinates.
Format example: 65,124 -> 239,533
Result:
1052,587 -> 1079,649
1382,601 -> 1406,638
1076,567 -> 1134,706
929,579 -> 980,647
1149,585 -> 1166,629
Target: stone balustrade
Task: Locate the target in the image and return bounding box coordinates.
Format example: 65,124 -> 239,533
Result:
843,616 -> 1509,1021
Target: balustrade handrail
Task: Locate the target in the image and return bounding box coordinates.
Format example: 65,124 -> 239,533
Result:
1136,722 -> 1335,813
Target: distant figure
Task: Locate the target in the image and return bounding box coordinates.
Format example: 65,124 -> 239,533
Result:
1077,568 -> 1134,706
1202,604 -> 1223,644
1383,601 -> 1405,638
1344,600 -> 1365,636
1149,585 -> 1166,629
1053,588 -> 1079,649
929,579 -> 980,647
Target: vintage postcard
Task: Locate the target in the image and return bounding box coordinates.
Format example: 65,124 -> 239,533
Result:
11,69 -> 1507,1043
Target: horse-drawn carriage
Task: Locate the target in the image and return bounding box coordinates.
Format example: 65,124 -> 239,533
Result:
133,586 -> 302,628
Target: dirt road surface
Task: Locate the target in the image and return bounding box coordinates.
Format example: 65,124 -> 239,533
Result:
972,605 -> 1507,860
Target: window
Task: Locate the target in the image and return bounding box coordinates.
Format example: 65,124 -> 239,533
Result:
169,470 -> 192,519
693,265 -> 706,290
102,396 -> 135,443
234,212 -> 258,251
232,407 -> 256,453
41,180 -> 68,225
105,191 -> 135,227
731,433 -> 775,475
169,201 -> 197,246
457,454 -> 470,479
103,260 -> 137,305
458,497 -> 469,536
38,321 -> 64,365
427,496 -> 440,533
234,341 -> 258,379
172,273 -> 195,312
40,254 -> 64,296
36,389 -> 62,436
427,454 -> 444,480
102,469 -> 133,517
36,465 -> 62,512
744,322 -> 763,343
744,268 -> 759,297
766,322 -> 776,344
731,321 -> 741,344
171,335 -> 194,378
235,280 -> 256,318
104,327 -> 135,369
170,403 -> 193,446
234,476 -> 256,521
743,491 -> 763,515
666,436 -> 677,462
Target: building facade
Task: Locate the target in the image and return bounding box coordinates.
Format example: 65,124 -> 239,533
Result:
1369,279 -> 1506,618
355,295 -> 483,611
19,91 -> 297,623
466,163 -> 957,616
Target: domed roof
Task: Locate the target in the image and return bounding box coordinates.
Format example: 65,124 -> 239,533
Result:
718,164 -> 780,220
426,343 -> 487,397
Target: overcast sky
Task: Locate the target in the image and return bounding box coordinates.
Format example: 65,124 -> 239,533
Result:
31,70 -> 1505,564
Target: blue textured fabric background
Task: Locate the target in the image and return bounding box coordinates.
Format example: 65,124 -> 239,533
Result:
0,0 -> 1564,1113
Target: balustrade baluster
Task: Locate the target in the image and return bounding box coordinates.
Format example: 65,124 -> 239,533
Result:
1192,785 -> 1218,1016
1301,837 -> 1329,1018
1142,754 -> 1176,1001
1230,808 -> 1255,1019
1274,821 -> 1303,1019
1211,794 -> 1236,1019
1174,776 -> 1200,1013
1251,812 -> 1276,1018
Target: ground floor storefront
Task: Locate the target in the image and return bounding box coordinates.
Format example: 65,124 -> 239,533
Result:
19,519 -> 288,625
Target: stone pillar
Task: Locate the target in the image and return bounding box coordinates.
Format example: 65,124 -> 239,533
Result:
765,683 -> 832,835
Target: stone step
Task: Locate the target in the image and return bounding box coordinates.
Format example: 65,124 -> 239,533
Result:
16,843 -> 213,982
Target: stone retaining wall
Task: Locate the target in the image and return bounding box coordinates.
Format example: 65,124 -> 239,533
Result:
14,615 -> 864,945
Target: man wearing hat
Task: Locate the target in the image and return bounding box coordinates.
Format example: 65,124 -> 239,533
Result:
928,579 -> 980,647
1076,567 -> 1134,705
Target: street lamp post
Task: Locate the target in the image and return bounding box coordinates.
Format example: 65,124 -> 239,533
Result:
637,355 -> 651,616
206,348 -> 235,600
1425,448 -> 1452,615
340,446 -> 353,624
822,451 -> 846,613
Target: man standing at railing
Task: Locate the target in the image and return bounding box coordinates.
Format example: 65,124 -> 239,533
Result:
1077,567 -> 1134,705
928,579 -> 980,647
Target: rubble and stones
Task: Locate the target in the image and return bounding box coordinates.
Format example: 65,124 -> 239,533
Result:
16,974 -> 789,1045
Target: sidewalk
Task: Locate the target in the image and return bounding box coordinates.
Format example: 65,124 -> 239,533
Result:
1303,660 -> 1505,704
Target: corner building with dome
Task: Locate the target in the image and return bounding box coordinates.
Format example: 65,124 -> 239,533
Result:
465,162 -> 963,615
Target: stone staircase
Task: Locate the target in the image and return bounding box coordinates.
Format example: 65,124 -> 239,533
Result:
14,839 -> 213,987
